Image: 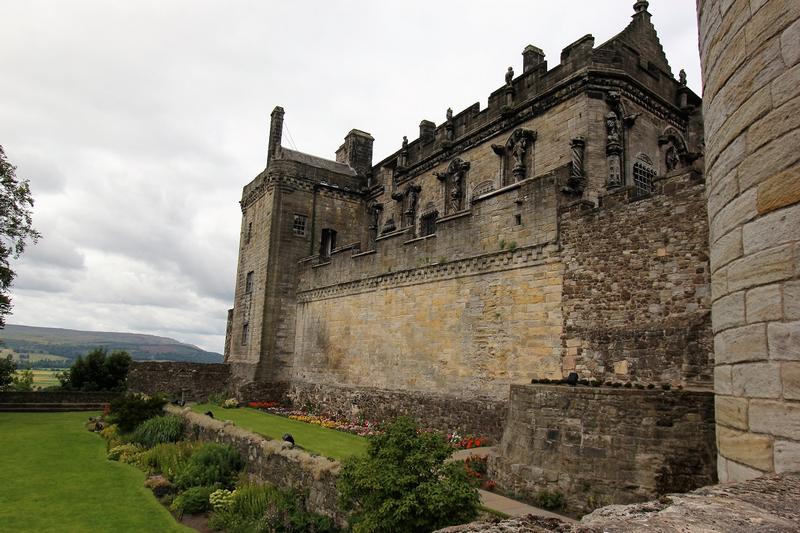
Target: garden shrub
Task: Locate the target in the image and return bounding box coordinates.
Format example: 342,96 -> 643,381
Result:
107,443 -> 144,462
170,486 -> 216,517
533,489 -> 565,510
137,441 -> 197,480
58,348 -> 131,391
209,488 -> 235,512
99,424 -> 123,450
107,393 -> 168,433
131,415 -> 185,448
339,416 -> 479,533
174,443 -> 243,490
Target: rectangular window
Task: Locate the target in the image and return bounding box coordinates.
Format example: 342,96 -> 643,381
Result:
420,212 -> 437,237
245,222 -> 253,244
320,228 -> 337,260
245,271 -> 254,293
241,323 -> 249,345
293,214 -> 308,236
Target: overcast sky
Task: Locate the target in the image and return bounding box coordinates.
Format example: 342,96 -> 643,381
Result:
0,0 -> 702,353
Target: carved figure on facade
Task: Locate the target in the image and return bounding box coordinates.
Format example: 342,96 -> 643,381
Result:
679,68 -> 687,86
562,136 -> 586,195
392,184 -> 421,232
659,126 -> 689,174
605,91 -> 627,188
492,128 -> 537,186
435,158 -> 470,214
367,202 -> 383,248
445,109 -> 455,143
397,136 -> 409,169
505,66 -> 514,86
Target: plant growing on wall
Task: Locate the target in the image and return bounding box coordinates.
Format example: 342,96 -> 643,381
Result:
338,417 -> 479,533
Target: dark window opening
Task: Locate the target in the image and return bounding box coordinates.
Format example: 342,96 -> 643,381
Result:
320,228 -> 337,260
245,271 -> 254,293
293,214 -> 308,236
241,323 -> 249,345
420,212 -> 438,237
245,222 -> 253,244
633,157 -> 656,197
515,214 -> 522,226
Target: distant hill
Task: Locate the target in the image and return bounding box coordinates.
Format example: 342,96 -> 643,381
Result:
0,324 -> 223,364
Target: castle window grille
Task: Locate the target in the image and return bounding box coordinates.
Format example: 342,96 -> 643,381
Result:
241,323 -> 249,345
633,156 -> 656,197
420,211 -> 437,237
245,271 -> 254,293
293,214 -> 308,236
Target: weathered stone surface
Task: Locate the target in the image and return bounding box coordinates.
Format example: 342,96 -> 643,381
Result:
745,283 -> 783,323
731,362 -> 782,398
712,291 -> 745,332
783,362 -> 800,400
715,394 -> 748,430
785,280 -> 800,320
742,201 -> 800,255
717,425 -> 774,470
709,227 -> 742,272
774,440 -> 800,474
726,243 -> 795,292
767,321 -> 800,361
713,323 -> 767,364
756,163 -> 800,215
749,399 -> 800,440
489,385 -> 716,515
127,362 -> 230,402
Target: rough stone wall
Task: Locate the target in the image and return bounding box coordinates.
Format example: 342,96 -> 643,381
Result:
127,362 -> 230,401
489,384 -> 716,515
166,405 -> 344,525
698,0 -> 800,479
0,391 -> 118,404
560,170 -> 712,385
287,382 -> 508,441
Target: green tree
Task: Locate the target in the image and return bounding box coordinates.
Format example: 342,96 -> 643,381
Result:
338,417 -> 479,533
0,145 -> 41,328
10,368 -> 33,391
59,348 -> 132,391
0,354 -> 16,390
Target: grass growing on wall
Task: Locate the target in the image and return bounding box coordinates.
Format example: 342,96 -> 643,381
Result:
0,411 -> 191,533
192,403 -> 368,461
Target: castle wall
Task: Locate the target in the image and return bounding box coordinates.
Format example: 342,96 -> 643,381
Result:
489,384 -> 716,515
127,362 -> 230,401
698,0 -> 800,480
560,170 -> 712,385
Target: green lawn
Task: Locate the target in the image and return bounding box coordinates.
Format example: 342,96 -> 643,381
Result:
0,412 -> 192,533
192,403 -> 368,461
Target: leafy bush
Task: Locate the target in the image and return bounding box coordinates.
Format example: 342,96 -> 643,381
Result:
107,393 -> 167,433
533,489 -> 565,510
170,486 -> 216,517
0,355 -> 15,390
58,348 -> 131,391
137,441 -> 197,480
107,443 -> 144,462
9,368 -> 33,391
222,398 -> 239,409
131,415 -> 185,448
174,443 -> 243,490
339,417 -> 479,533
209,488 -> 235,512
99,424 -> 123,450
209,481 -> 339,533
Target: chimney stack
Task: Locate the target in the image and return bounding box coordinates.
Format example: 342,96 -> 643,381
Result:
419,120 -> 435,144
522,45 -> 545,73
268,106 -> 284,163
336,129 -> 374,176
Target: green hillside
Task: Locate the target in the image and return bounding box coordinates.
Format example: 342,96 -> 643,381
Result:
0,324 -> 223,364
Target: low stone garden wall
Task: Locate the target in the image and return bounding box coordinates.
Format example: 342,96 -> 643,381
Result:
165,405 -> 344,525
0,391 -> 119,411
489,384 -> 716,515
127,362 -> 230,402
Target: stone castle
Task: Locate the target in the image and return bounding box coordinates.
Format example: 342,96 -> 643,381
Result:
156,0 -> 799,513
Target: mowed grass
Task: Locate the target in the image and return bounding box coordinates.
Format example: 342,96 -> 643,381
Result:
0,412 -> 192,533
192,403 -> 368,461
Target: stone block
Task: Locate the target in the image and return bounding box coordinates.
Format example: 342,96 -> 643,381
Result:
712,266 -> 729,300
714,323 -> 768,364
748,94 -> 800,153
717,425 -> 774,471
739,128 -> 800,191
768,321 -> 800,361
745,283 -> 783,323
725,457 -> 767,480
771,62 -> 800,107
749,399 -> 800,440
727,243 -> 795,292
713,291 -> 746,332
756,163 -> 800,216
712,84 -> 771,158
715,365 -> 733,395
707,169 -> 738,222
732,362 -> 782,398
785,281 -> 800,320
782,362 -> 800,400
774,439 -> 800,474
715,394 -> 749,430
743,202 -> 800,255
710,186 -> 757,244
717,454 -> 729,483
710,228 -> 742,272
782,18 -> 800,66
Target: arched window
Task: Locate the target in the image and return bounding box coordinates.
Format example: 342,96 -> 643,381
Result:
632,154 -> 656,197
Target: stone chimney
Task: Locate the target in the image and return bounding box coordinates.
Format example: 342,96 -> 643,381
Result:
522,45 -> 545,73
419,120 -> 435,144
267,106 -> 284,163
335,129 -> 374,176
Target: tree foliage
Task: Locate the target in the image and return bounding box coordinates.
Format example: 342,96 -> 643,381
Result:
0,354 -> 16,390
338,417 -> 479,533
0,145 -> 41,328
58,348 -> 132,391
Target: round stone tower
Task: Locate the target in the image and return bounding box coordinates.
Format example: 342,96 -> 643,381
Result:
697,0 -> 800,480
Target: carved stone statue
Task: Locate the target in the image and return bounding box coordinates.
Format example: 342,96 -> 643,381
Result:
436,158 -> 470,214
398,136 -> 409,168
405,187 -> 419,229
665,145 -> 680,172
605,112 -> 621,145
512,138 -> 527,169
679,69 -> 687,86
402,135 -> 408,150
446,108 -> 453,122
450,174 -> 463,213
505,66 -> 514,86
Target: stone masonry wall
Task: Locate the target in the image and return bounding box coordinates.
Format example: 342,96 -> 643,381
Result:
698,0 -> 800,479
287,382 -> 508,442
166,405 -> 344,525
489,384 -> 716,515
127,362 -> 230,401
560,170 -> 713,385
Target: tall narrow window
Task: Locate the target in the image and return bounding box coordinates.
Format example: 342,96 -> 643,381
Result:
320,228 -> 337,260
633,154 -> 656,197
241,323 -> 249,345
245,271 -> 254,293
293,214 -> 308,236
245,222 -> 253,244
420,211 -> 438,237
